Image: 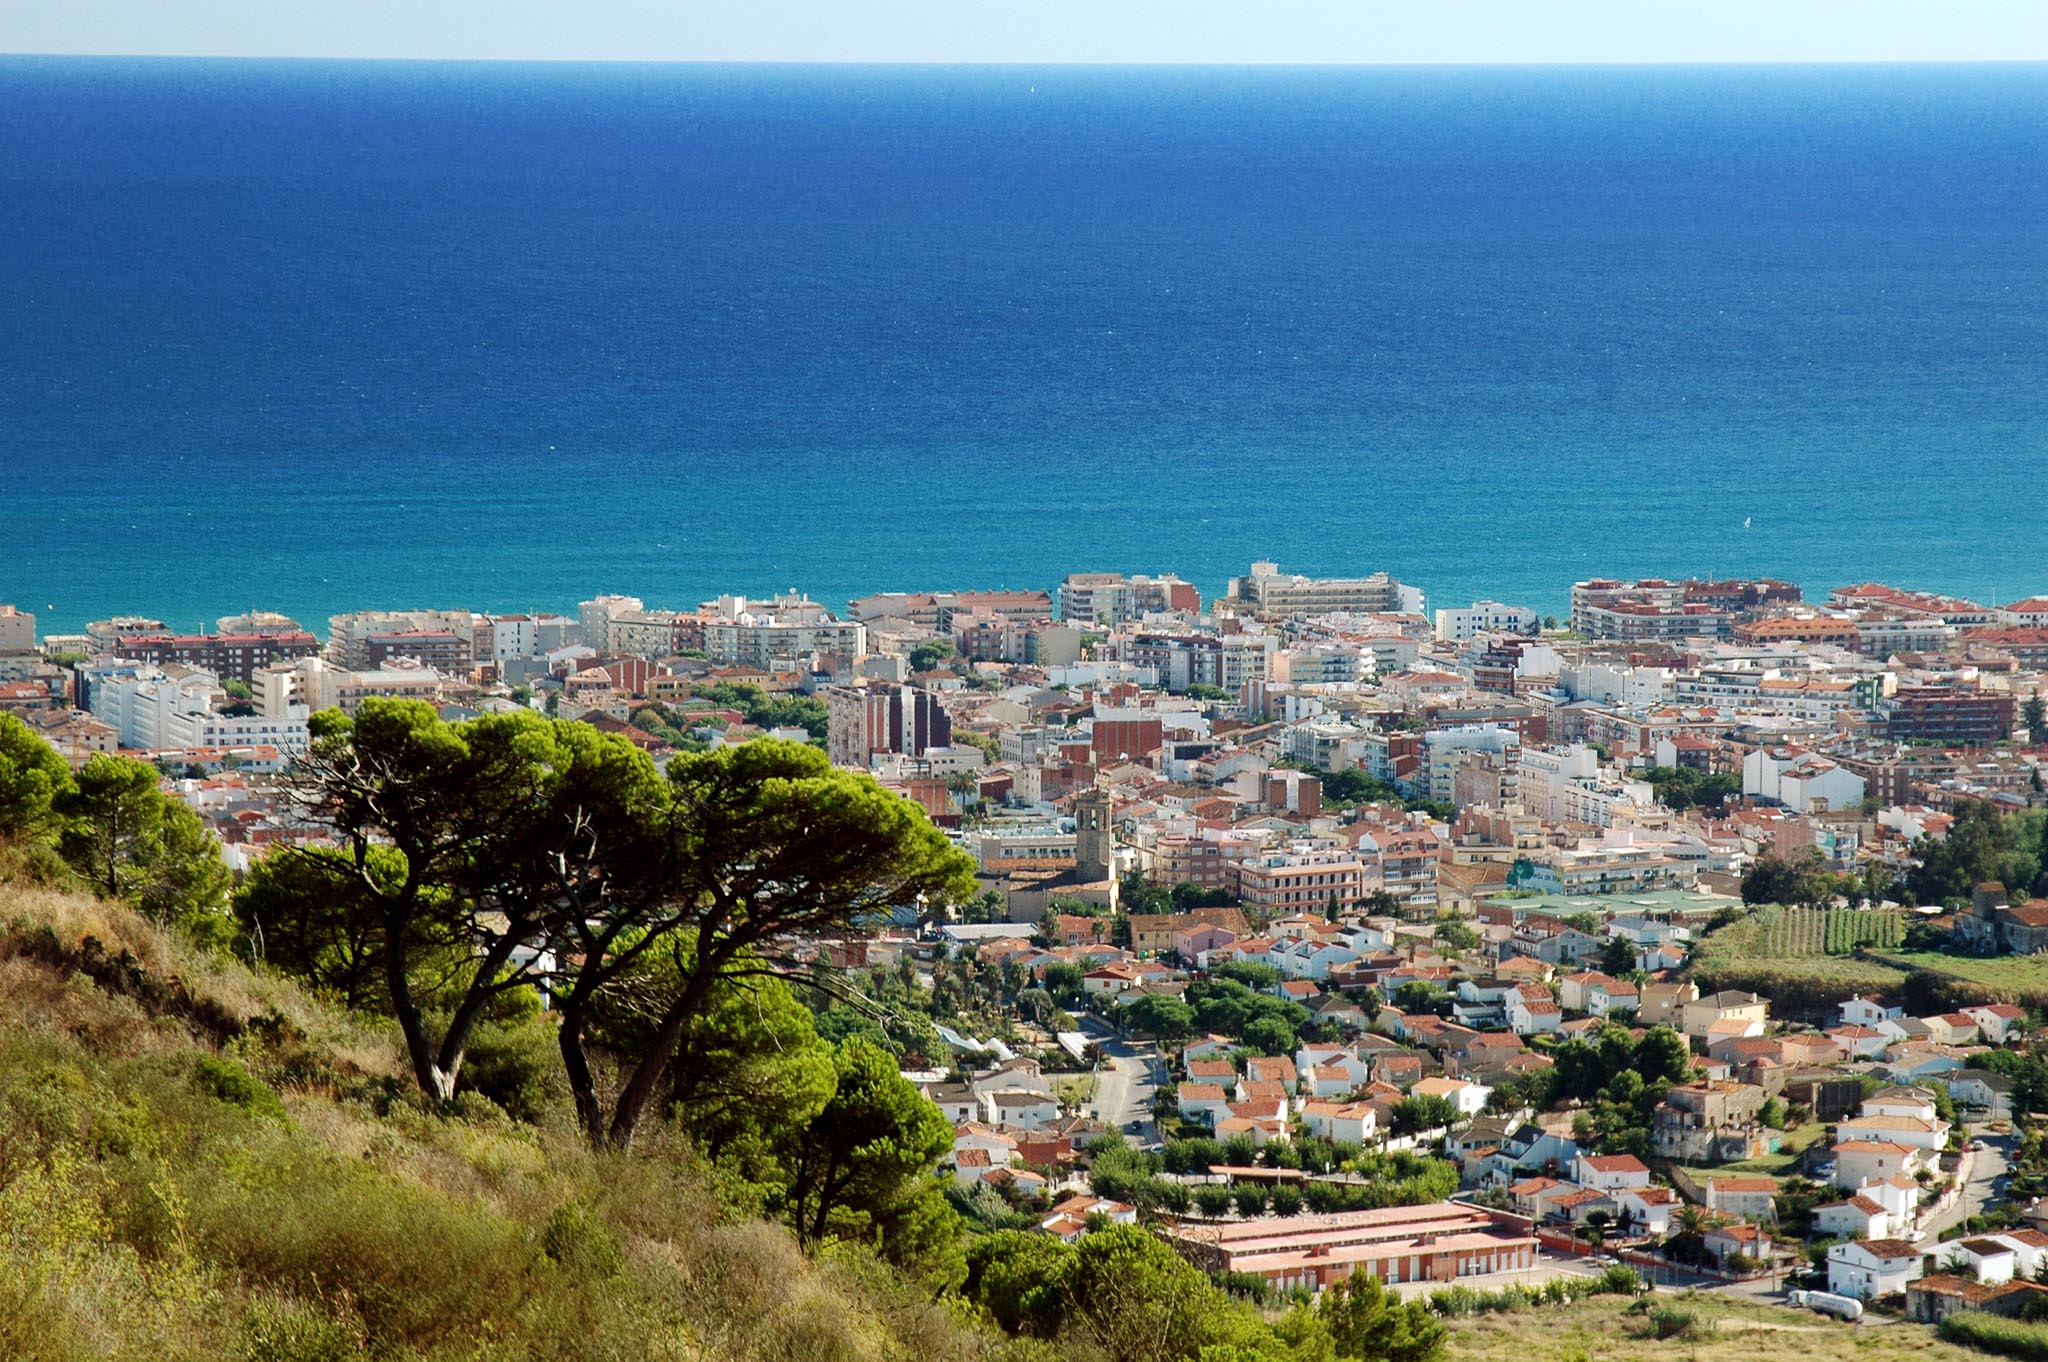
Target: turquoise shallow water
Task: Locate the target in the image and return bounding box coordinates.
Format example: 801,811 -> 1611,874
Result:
2,59 -> 2045,631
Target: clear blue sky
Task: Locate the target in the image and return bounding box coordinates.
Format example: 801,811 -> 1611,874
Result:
5,0 -> 2047,64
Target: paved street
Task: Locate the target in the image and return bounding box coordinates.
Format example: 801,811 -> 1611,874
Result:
1921,1124 -> 2012,1241
1077,1014 -> 1164,1142
1703,1123 -> 2015,1314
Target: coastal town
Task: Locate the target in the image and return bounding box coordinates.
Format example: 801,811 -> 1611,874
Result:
6,561 -> 2048,1335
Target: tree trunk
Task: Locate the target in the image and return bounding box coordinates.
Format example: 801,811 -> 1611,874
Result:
556,1000 -> 608,1146
382,910 -> 455,1105
429,926 -> 524,1099
602,989 -> 697,1151
602,952 -> 730,1151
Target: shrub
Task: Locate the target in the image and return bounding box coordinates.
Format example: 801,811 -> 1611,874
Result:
187,1140 -> 536,1352
457,1013 -> 564,1123
1940,1310 -> 2048,1360
1642,1305 -> 1711,1341
194,1054 -> 286,1120
242,1293 -> 370,1362
539,1201 -> 625,1279
1598,1263 -> 1643,1295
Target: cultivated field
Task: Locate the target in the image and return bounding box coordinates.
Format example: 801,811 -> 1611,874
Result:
1446,1292 -> 1981,1362
1866,949 -> 2048,1007
1689,907 -> 1910,1011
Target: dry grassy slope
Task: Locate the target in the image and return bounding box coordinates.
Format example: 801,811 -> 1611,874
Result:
1445,1293 -> 1983,1362
0,873 -> 1007,1362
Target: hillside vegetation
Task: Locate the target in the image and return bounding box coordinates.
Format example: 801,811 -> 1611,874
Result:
1691,900 -> 2048,1013
0,866 -> 997,1362
1688,906 -> 1911,1012
1445,1293 -> 1990,1362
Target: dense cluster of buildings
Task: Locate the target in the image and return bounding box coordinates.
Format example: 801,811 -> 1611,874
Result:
9,560 -> 2048,1305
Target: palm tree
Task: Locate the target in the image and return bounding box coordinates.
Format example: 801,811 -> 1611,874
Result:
1670,1204 -> 1712,1241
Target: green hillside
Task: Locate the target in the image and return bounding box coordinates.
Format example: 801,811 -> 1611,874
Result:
0,870 -> 990,1362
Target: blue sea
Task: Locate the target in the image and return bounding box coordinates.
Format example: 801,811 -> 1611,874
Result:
3,58 -> 2045,634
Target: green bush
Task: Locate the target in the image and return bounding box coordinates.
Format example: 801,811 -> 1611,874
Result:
1642,1305 -> 1711,1341
458,1013 -> 564,1123
187,1140 -> 537,1352
540,1201 -> 626,1279
241,1294 -> 370,1362
1940,1310 -> 2048,1360
194,1055 -> 286,1120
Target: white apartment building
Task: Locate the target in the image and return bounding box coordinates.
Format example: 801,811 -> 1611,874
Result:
1118,631 -> 1275,694
1056,573 -> 1199,628
480,613 -> 576,664
1742,748 -> 1867,813
606,610 -> 692,658
576,595 -> 644,652
1273,644 -> 1369,685
257,656 -> 440,718
92,665 -> 311,755
1514,743 -> 1600,821
1435,601 -> 1539,642
91,667 -> 220,749
1562,664 -> 1678,708
1422,726 -> 1519,805
1853,616 -> 1959,657
1229,562 -> 1423,616
702,594 -> 866,668
1283,719 -> 1369,772
326,609 -> 474,670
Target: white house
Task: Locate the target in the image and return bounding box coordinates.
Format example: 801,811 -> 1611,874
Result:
1616,1185 -> 1676,1236
1942,1237 -> 2018,1286
1832,1140 -> 1926,1189
1998,1231 -> 2048,1281
952,1147 -> 1001,1187
982,1089 -> 1061,1130
1559,971 -> 1639,1017
1184,1035 -> 1239,1063
1296,1046 -> 1374,1097
1411,1075 -> 1491,1118
1300,1099 -> 1378,1145
1841,995 -> 1904,1029
1043,1194 -> 1138,1236
952,1125 -> 1019,1165
1082,962 -> 1146,998
1705,1176 -> 1780,1223
1273,938 -> 1364,981
920,1082 -> 980,1124
1638,943 -> 1687,973
1829,1239 -> 1927,1300
1704,1221 -> 1772,1267
1836,1114 -> 1949,1153
1861,1085 -> 1938,1118
1573,1153 -> 1652,1193
1177,1082 -> 1230,1127
1506,991 -> 1564,1036
1855,1175 -> 1922,1225
1963,1004 -> 2026,1044
1948,1070 -> 2016,1120
1828,1025 -> 1893,1061
1814,1194 -> 1894,1242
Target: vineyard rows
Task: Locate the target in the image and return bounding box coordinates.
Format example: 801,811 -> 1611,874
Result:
1750,906 -> 1904,958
